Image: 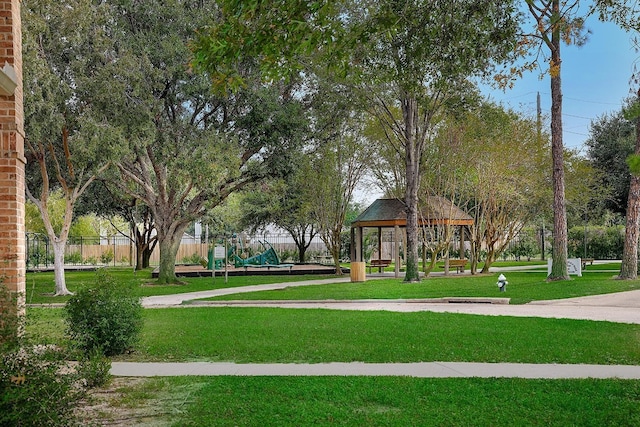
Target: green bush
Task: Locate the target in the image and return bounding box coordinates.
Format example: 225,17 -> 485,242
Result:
27,246 -> 49,268
100,249 -> 114,264
0,345 -> 84,427
0,285 -> 20,350
64,251 -> 83,265
77,349 -> 111,388
182,252 -> 205,265
1,286 -> 86,426
64,269 -> 143,356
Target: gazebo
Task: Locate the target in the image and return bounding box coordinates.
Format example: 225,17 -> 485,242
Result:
350,197 -> 474,277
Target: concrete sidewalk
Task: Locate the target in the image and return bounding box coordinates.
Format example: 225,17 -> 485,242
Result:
142,277 -> 640,325
124,269 -> 640,380
110,361 -> 640,379
141,277 -> 353,307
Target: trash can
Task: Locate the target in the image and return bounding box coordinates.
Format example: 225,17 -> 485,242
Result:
350,262 -> 366,282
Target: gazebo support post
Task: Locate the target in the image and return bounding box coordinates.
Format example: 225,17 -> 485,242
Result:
459,226 -> 465,272
394,225 -> 400,278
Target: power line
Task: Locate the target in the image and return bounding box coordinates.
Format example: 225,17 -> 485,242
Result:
538,92 -> 623,106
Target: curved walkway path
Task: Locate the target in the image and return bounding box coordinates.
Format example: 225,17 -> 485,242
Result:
141,276 -> 640,325
119,267 -> 640,379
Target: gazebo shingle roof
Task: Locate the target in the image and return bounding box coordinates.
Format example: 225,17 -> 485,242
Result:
351,197 -> 473,228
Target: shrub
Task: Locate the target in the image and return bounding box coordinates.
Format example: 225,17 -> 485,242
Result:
0,284 -> 20,350
0,345 -> 84,427
27,246 -> 49,268
64,251 -> 83,265
1,285 -> 93,427
100,249 -> 114,265
64,269 -> 143,357
182,252 -> 205,265
77,349 -> 111,388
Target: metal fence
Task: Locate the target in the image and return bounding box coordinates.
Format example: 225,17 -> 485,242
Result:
25,228 -> 539,269
25,232 -> 330,268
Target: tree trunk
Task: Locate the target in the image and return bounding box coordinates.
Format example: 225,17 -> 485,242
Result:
619,175 -> 640,279
619,102 -> 640,279
52,240 -> 72,296
156,230 -> 184,284
548,1 -> 570,281
298,245 -> 307,264
331,229 -> 343,275
403,97 -> 421,282
142,247 -> 153,269
135,241 -> 145,271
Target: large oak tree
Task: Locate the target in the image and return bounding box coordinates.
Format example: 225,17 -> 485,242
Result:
90,1 -> 308,283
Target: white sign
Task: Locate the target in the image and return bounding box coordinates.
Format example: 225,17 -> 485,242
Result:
214,246 -> 225,259
547,258 -> 582,277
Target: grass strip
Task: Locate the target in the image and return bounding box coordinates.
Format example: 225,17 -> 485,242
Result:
141,376 -> 640,426
205,271 -> 640,304
120,307 -> 640,364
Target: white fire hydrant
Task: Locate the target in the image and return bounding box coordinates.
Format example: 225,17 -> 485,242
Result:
497,274 -> 508,292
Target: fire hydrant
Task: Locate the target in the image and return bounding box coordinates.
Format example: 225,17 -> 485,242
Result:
497,274 -> 508,292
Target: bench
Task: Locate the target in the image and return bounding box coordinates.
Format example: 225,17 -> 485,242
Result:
439,259 -> 468,273
368,259 -> 391,273
581,258 -> 594,269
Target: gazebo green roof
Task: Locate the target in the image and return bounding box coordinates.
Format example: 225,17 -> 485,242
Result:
351,197 -> 474,228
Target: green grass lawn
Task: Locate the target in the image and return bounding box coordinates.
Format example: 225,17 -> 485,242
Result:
26,262 -> 629,305
25,267 -> 339,304
134,376 -> 639,427
24,263 -> 640,426
205,270 -> 640,304
28,305 -> 640,365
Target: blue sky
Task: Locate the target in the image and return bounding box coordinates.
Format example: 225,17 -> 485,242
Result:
359,9 -> 639,204
484,12 -> 638,155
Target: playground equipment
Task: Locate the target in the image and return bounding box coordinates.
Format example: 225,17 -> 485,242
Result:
206,245 -> 236,270
207,239 -> 284,270
232,241 -> 280,268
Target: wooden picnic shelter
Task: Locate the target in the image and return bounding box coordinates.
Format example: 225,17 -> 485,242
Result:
350,197 -> 474,277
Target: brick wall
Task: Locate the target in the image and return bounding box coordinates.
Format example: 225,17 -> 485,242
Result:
0,0 -> 25,302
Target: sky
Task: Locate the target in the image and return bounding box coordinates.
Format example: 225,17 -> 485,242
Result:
483,10 -> 638,155
356,6 -> 639,205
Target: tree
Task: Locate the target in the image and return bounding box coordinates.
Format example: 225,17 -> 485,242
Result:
80,180 -> 158,270
593,0 -> 640,279
23,0 -> 118,295
620,103 -> 640,279
523,0 -> 588,281
564,149 -> 609,228
308,121 -> 368,275
346,1 -> 520,282
422,102 -> 548,274
466,104 -> 548,273
239,178 -> 318,263
585,110 -> 635,215
193,0 -> 520,282
90,1 -> 308,284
